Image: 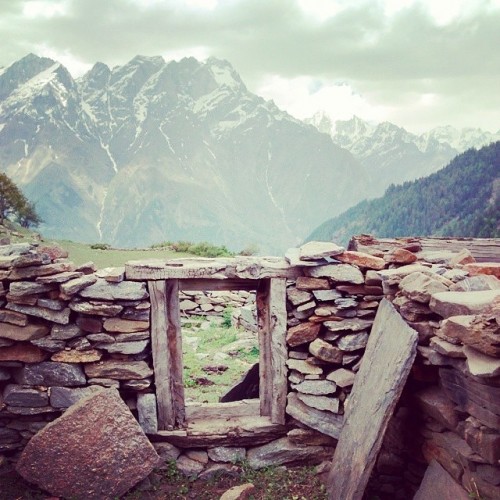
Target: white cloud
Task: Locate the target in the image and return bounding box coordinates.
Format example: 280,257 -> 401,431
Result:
257,75 -> 389,122
161,46 -> 211,63
34,44 -> 92,77
23,0 -> 68,18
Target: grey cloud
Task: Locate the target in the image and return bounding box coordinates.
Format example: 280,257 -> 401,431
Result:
0,0 -> 499,131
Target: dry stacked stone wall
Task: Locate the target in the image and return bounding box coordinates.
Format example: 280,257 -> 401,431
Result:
0,238 -> 499,499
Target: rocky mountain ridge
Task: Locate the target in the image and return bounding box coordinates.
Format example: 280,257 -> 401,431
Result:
307,113 -> 500,197
0,54 -> 365,253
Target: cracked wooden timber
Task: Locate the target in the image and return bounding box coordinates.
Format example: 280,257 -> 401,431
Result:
125,256 -> 302,281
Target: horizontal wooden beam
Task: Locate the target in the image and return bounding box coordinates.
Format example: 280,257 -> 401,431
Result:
180,278 -> 258,291
125,256 -> 302,280
152,415 -> 289,448
185,399 -> 259,419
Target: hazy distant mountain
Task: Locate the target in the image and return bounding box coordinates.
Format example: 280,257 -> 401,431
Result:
307,141 -> 500,245
307,113 -> 500,198
0,54 -> 366,252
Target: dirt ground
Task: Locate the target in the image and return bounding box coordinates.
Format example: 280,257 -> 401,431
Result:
0,460 -> 332,500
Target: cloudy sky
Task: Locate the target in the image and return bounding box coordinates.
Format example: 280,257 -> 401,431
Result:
1,0 -> 499,133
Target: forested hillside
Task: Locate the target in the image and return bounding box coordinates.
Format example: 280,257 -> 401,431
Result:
308,141 -> 500,245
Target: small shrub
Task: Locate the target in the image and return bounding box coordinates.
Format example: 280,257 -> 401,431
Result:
221,307 -> 233,328
90,243 -> 111,250
238,243 -> 259,256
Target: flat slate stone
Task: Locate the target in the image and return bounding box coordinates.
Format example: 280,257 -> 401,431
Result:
326,368 -> 356,388
60,274 -> 98,295
399,272 -> 450,303
336,251 -> 386,270
51,349 -> 103,363
16,388 -> 160,499
286,322 -> 321,347
286,359 -> 323,375
103,318 -> 150,333
80,278 -> 148,301
292,379 -> 337,395
0,323 -> 49,341
295,276 -> 330,290
464,262 -> 500,279
297,393 -> 340,413
6,303 -> 71,325
49,386 -> 103,409
309,338 -> 343,363
298,241 -> 345,261
137,393 -> 158,434
464,346 -> 500,378
326,299 -> 418,500
286,392 -> 343,439
306,264 -> 364,284
413,459 -> 469,500
84,360 -> 153,380
0,344 -> 49,363
429,290 -> 500,318
70,300 -> 123,316
247,436 -> 332,469
3,384 -> 49,407
8,281 -> 55,297
15,361 -> 86,386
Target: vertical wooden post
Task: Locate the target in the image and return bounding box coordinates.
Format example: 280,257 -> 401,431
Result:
256,279 -> 272,417
148,279 -> 185,430
269,278 -> 287,424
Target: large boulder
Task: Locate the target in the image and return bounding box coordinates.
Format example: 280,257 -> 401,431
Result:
16,388 -> 160,499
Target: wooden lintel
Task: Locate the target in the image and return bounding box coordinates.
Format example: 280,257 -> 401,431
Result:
152,416 -> 289,448
180,278 -> 258,292
185,399 -> 259,420
125,256 -> 302,280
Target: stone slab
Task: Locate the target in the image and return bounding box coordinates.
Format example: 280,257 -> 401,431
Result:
326,299 -> 418,500
430,290 -> 500,318
16,388 -> 160,499
413,459 -> 469,500
286,392 -> 343,439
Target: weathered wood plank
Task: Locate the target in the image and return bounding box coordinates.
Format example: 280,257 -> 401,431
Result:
185,399 -> 259,420
126,256 -> 302,280
257,279 -> 272,417
269,278 -> 288,425
153,416 -> 289,448
165,279 -> 185,428
326,299 -> 418,500
148,280 -> 185,430
349,235 -> 500,263
148,280 -> 172,430
180,278 -> 258,291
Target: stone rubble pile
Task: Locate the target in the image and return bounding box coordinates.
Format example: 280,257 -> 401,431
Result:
0,242 -> 154,456
179,289 -> 255,321
363,243 -> 500,499
0,236 -> 499,500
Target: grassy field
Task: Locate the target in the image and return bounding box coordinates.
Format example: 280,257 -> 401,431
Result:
54,240 -> 194,269
182,315 -> 259,403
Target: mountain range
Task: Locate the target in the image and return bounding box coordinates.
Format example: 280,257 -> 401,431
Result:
307,113 -> 500,198
1,53 -> 498,252
308,141 -> 500,245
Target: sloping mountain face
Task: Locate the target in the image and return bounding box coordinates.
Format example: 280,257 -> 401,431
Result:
307,113 -> 500,198
308,141 -> 500,245
0,54 -> 367,253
